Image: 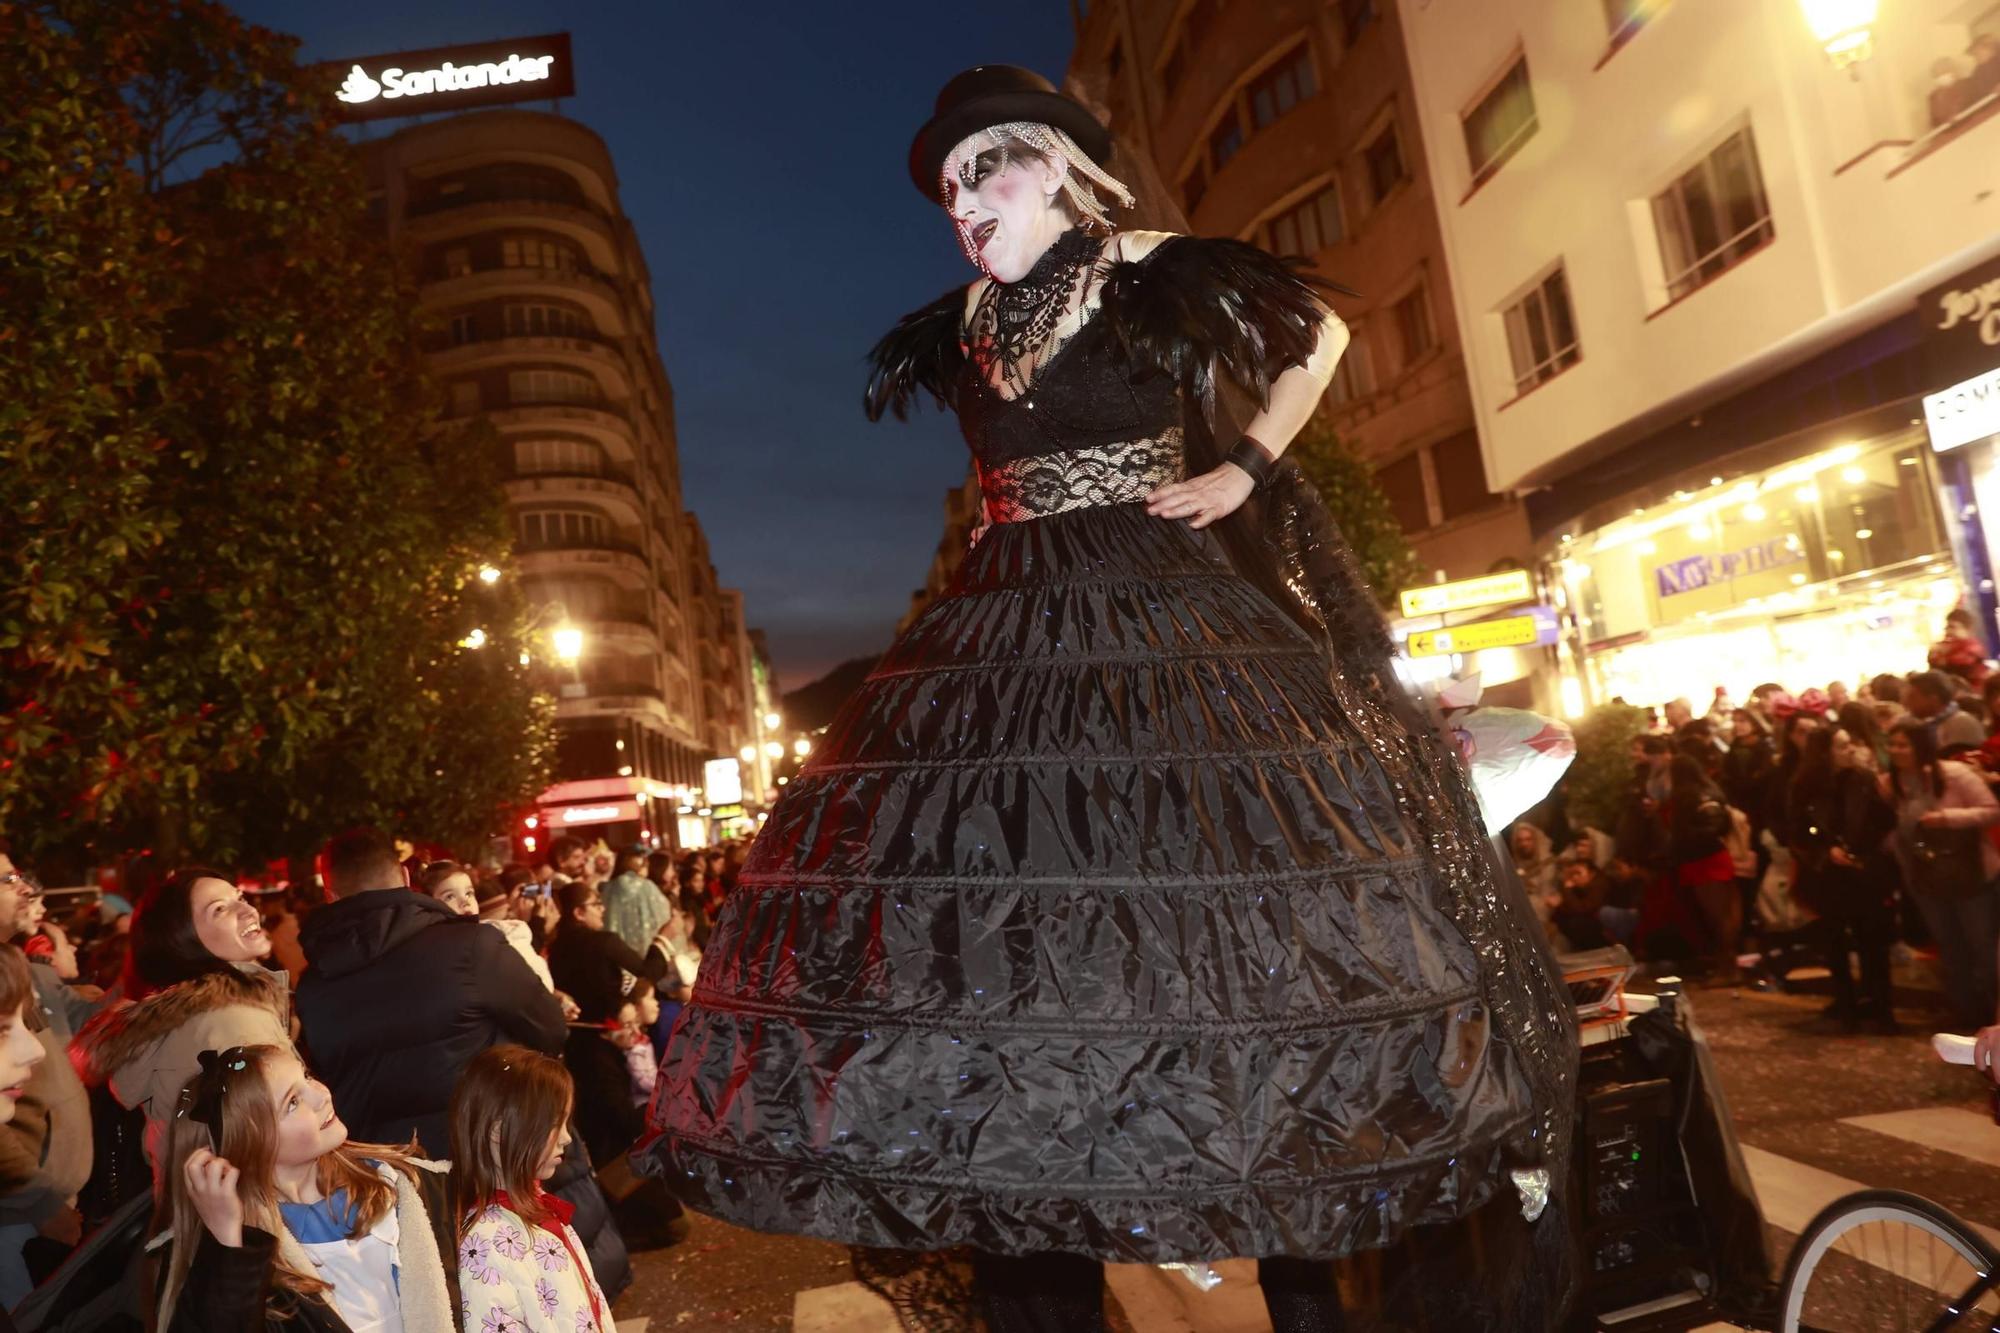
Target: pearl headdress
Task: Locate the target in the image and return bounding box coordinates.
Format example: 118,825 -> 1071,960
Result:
941,122 -> 1137,269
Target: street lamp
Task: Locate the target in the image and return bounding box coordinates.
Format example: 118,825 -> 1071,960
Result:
739,744 -> 757,762
763,740 -> 784,759
793,737 -> 811,758
553,624 -> 585,665
459,627 -> 488,650
1798,0 -> 1877,71
762,711 -> 781,731
477,564 -> 502,585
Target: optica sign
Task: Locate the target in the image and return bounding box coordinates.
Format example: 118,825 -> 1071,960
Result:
1397,569 -> 1534,619
321,34 -> 575,122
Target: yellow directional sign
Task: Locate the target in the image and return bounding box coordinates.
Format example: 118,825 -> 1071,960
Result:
1398,569 -> 1534,618
1406,613 -> 1541,658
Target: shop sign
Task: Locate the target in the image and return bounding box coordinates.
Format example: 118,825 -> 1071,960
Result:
1397,568 -> 1534,618
1405,606 -> 1557,658
552,800 -> 638,826
1924,366 -> 2000,454
1651,537 -> 1804,598
321,33 -> 574,123
703,757 -> 744,806
1921,251 -> 2000,389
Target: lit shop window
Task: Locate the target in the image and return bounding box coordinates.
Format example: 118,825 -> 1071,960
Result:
1502,265 -> 1580,395
1463,54 -> 1537,188
1651,126 -> 1773,304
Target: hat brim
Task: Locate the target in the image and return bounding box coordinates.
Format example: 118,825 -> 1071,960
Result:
908,91 -> 1112,200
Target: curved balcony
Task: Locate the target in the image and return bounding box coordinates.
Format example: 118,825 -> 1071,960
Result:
503,472 -> 643,528
430,334 -> 632,398
421,266 -> 627,336
586,614 -> 662,653
484,402 -> 636,460
556,686 -> 671,729
514,539 -> 650,589
406,196 -> 620,272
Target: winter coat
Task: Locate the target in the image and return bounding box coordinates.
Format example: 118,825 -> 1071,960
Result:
546,923 -> 669,1024
1890,758 -> 2000,892
0,962 -> 100,1229
72,965 -> 293,1168
155,1157 -> 457,1333
1788,767 -> 1897,916
1720,737 -> 1776,830
296,891 -> 567,1157
457,1196 -> 612,1333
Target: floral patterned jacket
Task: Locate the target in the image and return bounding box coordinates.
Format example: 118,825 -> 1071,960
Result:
457,1195 -> 610,1333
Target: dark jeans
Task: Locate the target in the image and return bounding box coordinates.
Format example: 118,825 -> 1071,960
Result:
1909,885 -> 2000,1029
1818,902 -> 1894,1017
971,1252 -> 1345,1333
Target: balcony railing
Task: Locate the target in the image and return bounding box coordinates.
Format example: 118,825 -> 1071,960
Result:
407,179 -> 602,220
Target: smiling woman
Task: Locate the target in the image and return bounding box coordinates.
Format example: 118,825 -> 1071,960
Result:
74,868 -> 295,1182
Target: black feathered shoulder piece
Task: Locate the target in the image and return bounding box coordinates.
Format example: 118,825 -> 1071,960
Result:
863,286 -> 968,422
1097,235 -> 1354,430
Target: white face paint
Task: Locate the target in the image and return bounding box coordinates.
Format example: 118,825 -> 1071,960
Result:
942,130 -> 1074,283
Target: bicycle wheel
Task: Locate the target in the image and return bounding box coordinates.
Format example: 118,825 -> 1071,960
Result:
1781,1188 -> 2000,1332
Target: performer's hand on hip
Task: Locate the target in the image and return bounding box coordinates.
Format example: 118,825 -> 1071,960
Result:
1146,465 -> 1255,530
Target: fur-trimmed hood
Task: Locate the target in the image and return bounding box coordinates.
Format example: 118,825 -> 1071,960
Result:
72,965 -> 291,1097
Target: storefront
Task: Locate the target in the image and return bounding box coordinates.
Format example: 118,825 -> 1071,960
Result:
1920,249 -> 2000,647
1549,428 -> 1961,714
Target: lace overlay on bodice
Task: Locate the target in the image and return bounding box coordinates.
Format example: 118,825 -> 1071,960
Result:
958,232 -> 1185,519
978,430 -> 1186,524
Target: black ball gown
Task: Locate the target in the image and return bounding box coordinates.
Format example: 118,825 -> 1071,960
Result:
637,230 -> 1575,1290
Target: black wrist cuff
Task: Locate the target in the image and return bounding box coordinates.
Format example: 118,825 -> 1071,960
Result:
1225,435 -> 1278,489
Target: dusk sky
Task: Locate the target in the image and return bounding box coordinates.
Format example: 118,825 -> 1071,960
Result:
229,1 -> 1077,693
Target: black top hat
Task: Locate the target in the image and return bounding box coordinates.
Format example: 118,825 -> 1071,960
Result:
907,65 -> 1112,200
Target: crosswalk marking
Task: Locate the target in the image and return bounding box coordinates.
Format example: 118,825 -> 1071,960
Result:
1839,1106 -> 2000,1172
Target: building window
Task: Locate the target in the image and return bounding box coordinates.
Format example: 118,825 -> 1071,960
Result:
1363,118 -> 1408,204
505,303 -> 588,338
1651,126 -> 1773,303
515,438 -> 606,477
1249,43 -> 1317,131
508,368 -> 600,406
517,507 -> 609,549
1183,158 -> 1210,213
1327,322 -> 1375,405
1376,453 -> 1430,536
1268,181 -> 1344,255
1463,55 -> 1537,187
1432,431 -> 1501,521
448,313 -> 476,347
1502,265 -> 1580,394
1390,282 -> 1436,369
1339,0 -> 1378,45
449,381 -> 481,416
501,234 -> 582,273
442,247 -> 472,278
1209,111 -> 1246,169
1162,39 -> 1189,97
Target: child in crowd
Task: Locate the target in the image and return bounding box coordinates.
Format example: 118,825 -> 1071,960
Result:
154,1044 -> 457,1332
449,1045 -> 612,1333
617,978 -> 659,1107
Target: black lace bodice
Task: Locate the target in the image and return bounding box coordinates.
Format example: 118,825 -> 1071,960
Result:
955,311 -> 1183,470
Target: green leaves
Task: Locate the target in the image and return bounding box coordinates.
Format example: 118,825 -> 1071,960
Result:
2,0 -> 552,870
1283,415 -> 1425,608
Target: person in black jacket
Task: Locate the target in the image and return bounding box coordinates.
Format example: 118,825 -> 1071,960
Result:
1788,727 -> 1899,1032
294,828 -> 566,1157
547,882 -> 673,1169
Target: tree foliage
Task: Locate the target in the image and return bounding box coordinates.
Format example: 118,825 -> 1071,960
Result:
1283,413 -> 1424,608
1563,701 -> 1650,836
1,0 -> 554,870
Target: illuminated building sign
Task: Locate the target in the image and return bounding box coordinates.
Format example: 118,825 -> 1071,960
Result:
1397,569 -> 1534,619
555,801 -> 637,826
1651,537 -> 1804,598
1923,252 -> 2000,388
1405,607 -> 1557,658
703,758 -> 744,807
1925,367 -> 2000,455
322,33 -> 574,122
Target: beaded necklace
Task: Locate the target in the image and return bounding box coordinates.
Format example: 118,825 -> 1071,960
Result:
971,228 -> 1100,393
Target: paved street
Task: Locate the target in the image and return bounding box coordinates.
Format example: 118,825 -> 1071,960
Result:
608,962 -> 2000,1331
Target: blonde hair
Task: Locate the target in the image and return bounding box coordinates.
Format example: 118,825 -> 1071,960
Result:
156,1045 -> 420,1327
941,122 -> 1135,233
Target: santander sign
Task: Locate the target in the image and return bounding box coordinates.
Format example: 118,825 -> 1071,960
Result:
335,53 -> 557,106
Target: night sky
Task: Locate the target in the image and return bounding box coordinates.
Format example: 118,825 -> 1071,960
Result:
227,1 -> 1076,693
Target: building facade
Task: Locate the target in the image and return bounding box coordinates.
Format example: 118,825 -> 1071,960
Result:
1065,0 -> 1534,597
1398,0 -> 2000,714
361,109 -> 755,843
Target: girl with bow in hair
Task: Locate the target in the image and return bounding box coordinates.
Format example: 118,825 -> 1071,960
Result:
153,1043 -> 456,1332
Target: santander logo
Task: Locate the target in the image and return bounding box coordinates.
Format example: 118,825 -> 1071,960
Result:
334,53 -> 557,106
